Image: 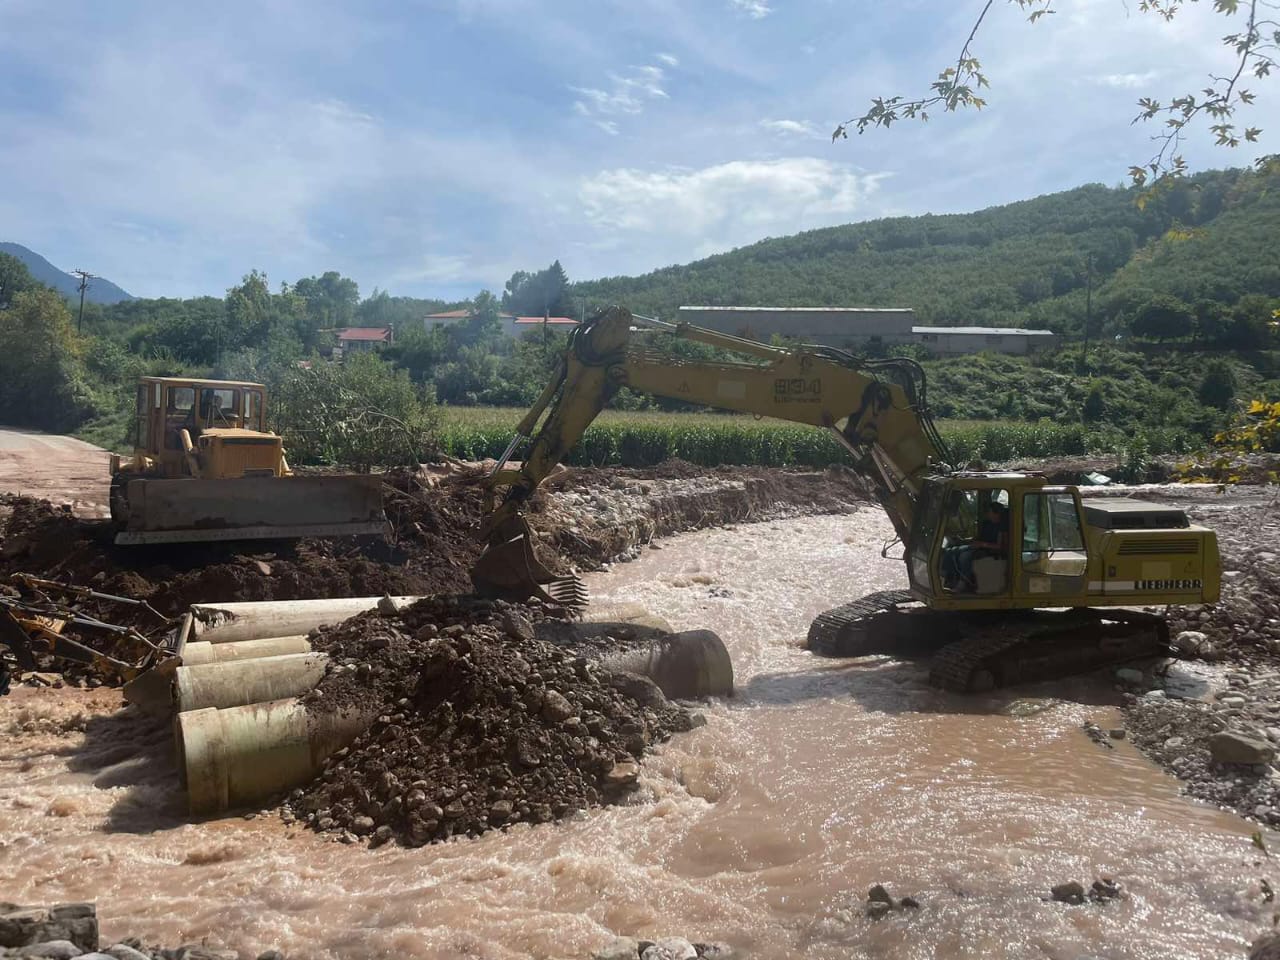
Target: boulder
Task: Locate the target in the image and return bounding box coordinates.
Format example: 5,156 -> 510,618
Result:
14,942 -> 84,959
693,943 -> 736,959
592,937 -> 641,960
1251,931 -> 1280,960
106,947 -> 152,960
540,690 -> 575,723
1050,881 -> 1086,905
1209,731 -> 1275,766
0,905 -> 97,954
866,884 -> 894,906
641,938 -> 697,960
1173,630 -> 1209,657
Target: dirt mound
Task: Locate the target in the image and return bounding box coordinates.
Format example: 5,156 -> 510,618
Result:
0,472 -> 491,624
288,596 -> 695,846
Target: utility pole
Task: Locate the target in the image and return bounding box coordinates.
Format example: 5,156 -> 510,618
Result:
71,270 -> 97,333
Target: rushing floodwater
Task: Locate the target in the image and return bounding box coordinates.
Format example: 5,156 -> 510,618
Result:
1,511 -> 1272,959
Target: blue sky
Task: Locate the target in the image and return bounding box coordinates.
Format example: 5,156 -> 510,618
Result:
1,0 -> 1276,301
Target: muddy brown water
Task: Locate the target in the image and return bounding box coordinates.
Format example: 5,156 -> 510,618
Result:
1,512 -> 1272,959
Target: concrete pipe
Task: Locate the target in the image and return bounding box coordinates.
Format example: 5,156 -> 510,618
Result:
190,596 -> 425,644
181,635 -> 312,666
582,601 -> 674,635
601,629 -> 734,700
174,653 -> 329,713
177,698 -> 374,816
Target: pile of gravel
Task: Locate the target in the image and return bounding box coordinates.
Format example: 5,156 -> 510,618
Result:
287,595 -> 698,846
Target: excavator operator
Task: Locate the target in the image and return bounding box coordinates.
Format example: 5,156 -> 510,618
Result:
943,501 -> 1009,592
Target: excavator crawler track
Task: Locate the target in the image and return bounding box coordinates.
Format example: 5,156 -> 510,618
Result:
807,589 -> 922,657
809,593 -> 1170,693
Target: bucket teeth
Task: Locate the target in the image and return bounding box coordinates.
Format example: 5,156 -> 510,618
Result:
546,576 -> 588,608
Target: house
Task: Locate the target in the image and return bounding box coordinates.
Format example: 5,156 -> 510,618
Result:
335,327 -> 393,357
912,326 -> 1059,355
677,306 -> 916,348
423,311 -> 578,338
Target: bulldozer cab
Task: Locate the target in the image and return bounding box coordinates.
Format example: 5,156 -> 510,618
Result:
907,475 -> 1090,605
134,378 -> 271,478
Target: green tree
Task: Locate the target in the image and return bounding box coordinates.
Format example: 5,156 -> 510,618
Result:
1223,294 -> 1278,349
1131,295 -> 1194,341
502,261 -> 571,318
1082,381 -> 1106,423
0,253 -> 38,309
269,352 -> 439,469
0,289 -> 93,431
1192,299 -> 1230,346
1197,359 -> 1237,410
294,271 -> 360,345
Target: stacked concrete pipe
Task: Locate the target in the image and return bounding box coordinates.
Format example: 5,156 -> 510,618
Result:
164,595 -> 732,816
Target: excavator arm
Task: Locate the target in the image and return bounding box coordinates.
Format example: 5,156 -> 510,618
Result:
472,306 -> 953,603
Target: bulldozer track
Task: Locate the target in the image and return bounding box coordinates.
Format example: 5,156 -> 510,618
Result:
807,589 -> 915,656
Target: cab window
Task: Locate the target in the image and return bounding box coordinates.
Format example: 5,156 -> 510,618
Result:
246,390 -> 264,430
200,388 -> 238,426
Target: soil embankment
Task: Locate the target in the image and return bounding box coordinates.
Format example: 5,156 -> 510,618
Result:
0,463 -> 864,635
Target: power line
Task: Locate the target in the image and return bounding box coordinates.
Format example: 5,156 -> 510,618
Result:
71,269 -> 97,333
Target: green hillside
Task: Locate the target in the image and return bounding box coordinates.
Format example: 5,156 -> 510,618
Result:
572,166 -> 1280,340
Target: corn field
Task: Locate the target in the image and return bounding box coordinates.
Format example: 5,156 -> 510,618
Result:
437,407 -> 1202,469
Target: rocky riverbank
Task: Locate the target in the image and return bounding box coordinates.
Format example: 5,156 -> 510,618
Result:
1116,488 -> 1280,825
0,901 -> 283,960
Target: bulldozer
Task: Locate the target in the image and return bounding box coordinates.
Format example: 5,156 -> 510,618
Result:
470,306 -> 1221,692
108,377 -> 387,545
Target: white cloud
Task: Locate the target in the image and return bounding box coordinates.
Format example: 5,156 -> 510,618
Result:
571,62 -> 671,134
1097,71 -> 1160,90
577,158 -> 887,268
655,52 -> 679,67
729,0 -> 773,19
759,118 -> 822,139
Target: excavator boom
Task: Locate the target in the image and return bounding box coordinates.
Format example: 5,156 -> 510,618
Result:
472,306 -> 951,602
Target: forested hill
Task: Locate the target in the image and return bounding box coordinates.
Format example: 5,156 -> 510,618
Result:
0,242 -> 134,305
572,166 -> 1280,339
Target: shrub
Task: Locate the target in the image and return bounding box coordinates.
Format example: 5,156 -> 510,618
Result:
270,353 -> 440,469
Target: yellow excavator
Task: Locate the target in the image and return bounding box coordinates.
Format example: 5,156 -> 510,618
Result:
470,307 -> 1221,692
108,377 -> 387,545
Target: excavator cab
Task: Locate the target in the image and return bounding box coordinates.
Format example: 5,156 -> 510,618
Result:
109,377 -> 387,546
910,475 -> 1092,604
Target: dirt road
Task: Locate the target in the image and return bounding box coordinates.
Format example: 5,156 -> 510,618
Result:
0,427 -> 110,516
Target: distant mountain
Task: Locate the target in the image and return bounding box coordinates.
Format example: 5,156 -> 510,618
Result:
0,242 -> 135,305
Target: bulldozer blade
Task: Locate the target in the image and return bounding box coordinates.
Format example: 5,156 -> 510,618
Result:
115,475 -> 388,545
471,535 -> 587,607
122,655 -> 181,715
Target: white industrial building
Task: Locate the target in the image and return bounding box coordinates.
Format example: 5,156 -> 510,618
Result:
675,306 -> 1058,356
911,326 -> 1059,355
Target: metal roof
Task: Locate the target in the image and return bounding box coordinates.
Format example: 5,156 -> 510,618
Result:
912,326 -> 1057,336
680,306 -> 913,313
336,327 -> 393,341
140,377 -> 266,388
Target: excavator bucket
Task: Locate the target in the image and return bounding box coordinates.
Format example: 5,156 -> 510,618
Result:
471,533 -> 588,607
114,475 -> 388,545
